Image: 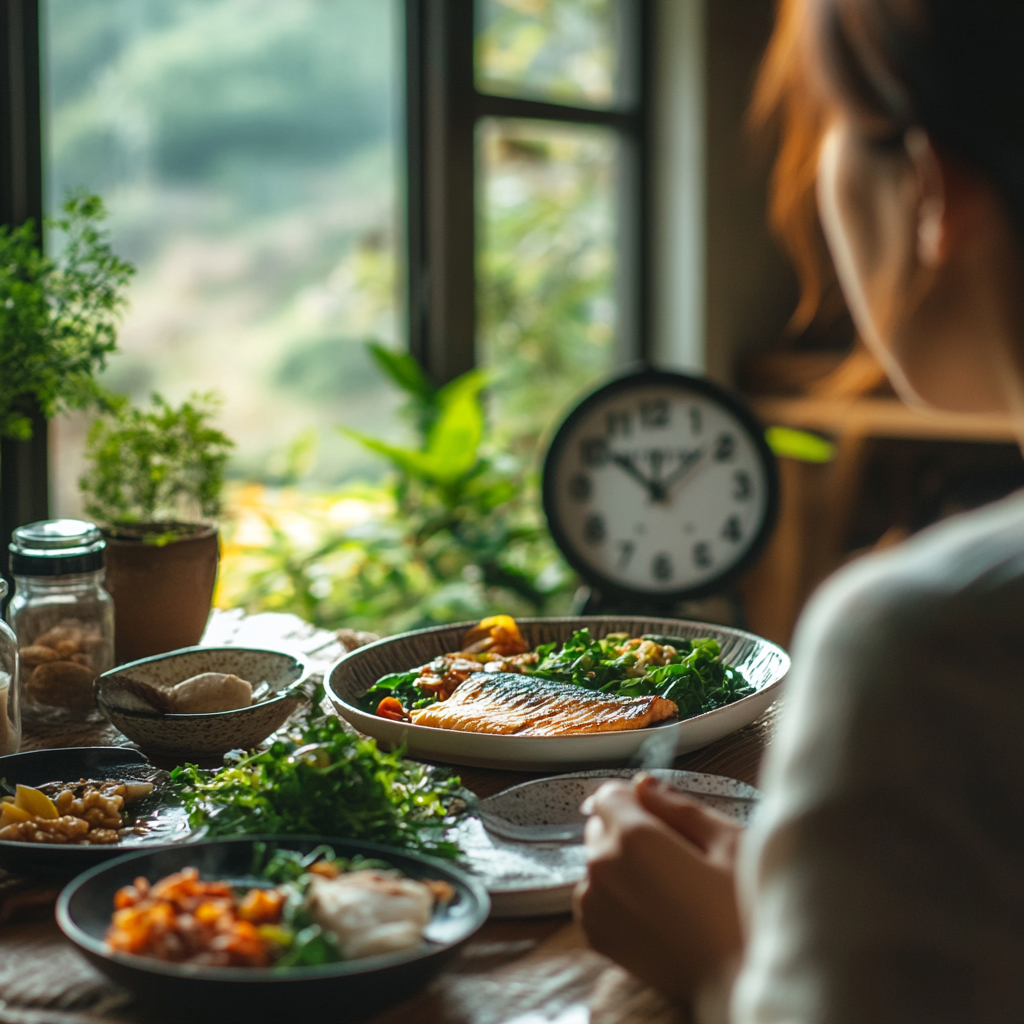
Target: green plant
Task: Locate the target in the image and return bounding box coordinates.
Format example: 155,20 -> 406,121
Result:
222,343 -> 574,632
80,391 -> 234,532
0,192 -> 135,440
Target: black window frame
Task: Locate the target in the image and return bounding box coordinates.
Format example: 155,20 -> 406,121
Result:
0,0 -> 651,543
405,0 -> 652,386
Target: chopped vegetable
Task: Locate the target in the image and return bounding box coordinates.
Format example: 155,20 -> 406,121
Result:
170,689 -> 463,858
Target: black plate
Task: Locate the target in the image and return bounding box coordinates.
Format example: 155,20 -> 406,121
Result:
0,747 -> 190,874
57,836 -> 490,1022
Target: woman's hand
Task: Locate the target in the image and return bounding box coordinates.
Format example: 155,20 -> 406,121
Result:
573,774 -> 744,1001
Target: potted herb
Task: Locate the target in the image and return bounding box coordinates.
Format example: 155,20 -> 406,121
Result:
0,193 -> 134,541
80,392 -> 234,663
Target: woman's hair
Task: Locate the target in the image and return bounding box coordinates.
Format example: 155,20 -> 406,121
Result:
753,0 -> 1024,329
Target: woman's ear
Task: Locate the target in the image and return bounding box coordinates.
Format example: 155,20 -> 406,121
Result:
905,128 -> 947,267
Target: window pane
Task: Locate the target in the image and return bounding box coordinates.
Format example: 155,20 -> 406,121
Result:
477,118 -> 617,449
43,0 -> 402,516
475,0 -> 619,109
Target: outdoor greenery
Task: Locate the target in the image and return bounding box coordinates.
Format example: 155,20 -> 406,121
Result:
0,192 -> 134,440
218,344 -> 574,633
80,392 -> 234,528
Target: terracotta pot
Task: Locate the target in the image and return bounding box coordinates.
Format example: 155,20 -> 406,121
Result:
102,525 -> 219,664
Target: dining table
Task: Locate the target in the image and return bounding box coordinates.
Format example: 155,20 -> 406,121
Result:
0,610 -> 779,1024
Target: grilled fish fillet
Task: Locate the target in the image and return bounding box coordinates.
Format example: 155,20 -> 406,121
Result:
408,672 -> 678,736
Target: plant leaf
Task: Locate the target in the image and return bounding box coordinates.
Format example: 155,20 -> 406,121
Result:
367,343 -> 434,402
765,426 -> 836,464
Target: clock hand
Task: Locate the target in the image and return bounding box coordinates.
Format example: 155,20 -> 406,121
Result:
654,447 -> 707,499
610,453 -> 659,502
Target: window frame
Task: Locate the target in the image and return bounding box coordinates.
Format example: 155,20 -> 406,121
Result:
0,0 -> 651,541
0,0 -> 47,561
405,0 -> 652,386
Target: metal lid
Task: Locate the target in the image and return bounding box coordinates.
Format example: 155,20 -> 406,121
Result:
9,519 -> 106,576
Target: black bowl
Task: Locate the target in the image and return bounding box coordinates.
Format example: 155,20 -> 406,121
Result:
57,835 -> 490,1022
0,746 -> 190,874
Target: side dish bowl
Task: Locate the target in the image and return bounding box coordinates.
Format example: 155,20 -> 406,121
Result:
57,835 -> 489,1022
95,647 -> 311,761
0,747 -> 190,873
326,616 -> 789,770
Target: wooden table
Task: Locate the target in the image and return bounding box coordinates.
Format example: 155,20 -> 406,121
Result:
0,611 -> 777,1024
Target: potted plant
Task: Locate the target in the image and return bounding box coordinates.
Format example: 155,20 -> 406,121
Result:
79,392 -> 234,663
0,192 -> 134,541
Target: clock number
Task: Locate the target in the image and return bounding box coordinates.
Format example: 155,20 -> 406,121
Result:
617,540 -> 635,570
584,514 -> 606,545
733,470 -> 752,501
640,400 -> 669,428
651,553 -> 673,582
568,474 -> 592,502
722,515 -> 742,543
606,411 -> 633,437
693,542 -> 712,569
714,433 -> 735,462
689,407 -> 702,435
580,438 -> 609,468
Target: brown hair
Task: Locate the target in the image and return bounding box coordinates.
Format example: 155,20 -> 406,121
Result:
754,0 -> 1024,328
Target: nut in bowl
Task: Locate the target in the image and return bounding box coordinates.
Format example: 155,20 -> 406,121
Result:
94,647 -> 311,761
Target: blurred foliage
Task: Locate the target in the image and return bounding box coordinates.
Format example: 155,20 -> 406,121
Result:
45,0 -> 402,488
0,193 -> 134,440
81,392 -> 234,525
478,119 -> 616,453
476,0 -> 617,108
217,344 -> 575,633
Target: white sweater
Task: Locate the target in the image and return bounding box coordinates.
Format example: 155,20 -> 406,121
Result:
732,492 -> 1024,1023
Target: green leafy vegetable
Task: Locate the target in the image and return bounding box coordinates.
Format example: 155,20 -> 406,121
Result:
170,690 -> 463,858
357,670 -> 437,713
529,629 -> 754,716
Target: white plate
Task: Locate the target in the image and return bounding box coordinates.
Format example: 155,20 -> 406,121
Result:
326,616 -> 788,770
459,769 -> 760,917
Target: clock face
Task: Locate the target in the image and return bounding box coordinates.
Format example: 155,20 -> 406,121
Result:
543,370 -> 778,600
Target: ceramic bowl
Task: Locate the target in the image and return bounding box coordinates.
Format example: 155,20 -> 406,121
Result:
95,647 -> 311,761
57,836 -> 489,1022
327,616 -> 789,770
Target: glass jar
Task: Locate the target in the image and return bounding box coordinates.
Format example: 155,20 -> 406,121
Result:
0,580 -> 20,754
7,520 -> 114,727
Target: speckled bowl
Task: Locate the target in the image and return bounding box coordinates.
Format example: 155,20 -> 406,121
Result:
95,647 -> 311,761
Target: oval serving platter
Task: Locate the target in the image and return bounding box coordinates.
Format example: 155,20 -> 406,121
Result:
326,616 -> 789,770
0,746 -> 191,873
57,835 -> 489,1022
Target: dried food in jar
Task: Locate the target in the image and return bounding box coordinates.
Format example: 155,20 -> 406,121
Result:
25,660 -> 97,711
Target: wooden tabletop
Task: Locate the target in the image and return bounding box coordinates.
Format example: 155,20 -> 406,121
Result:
0,611 -> 777,1024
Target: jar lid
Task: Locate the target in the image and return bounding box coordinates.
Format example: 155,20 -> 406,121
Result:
9,519 -> 106,576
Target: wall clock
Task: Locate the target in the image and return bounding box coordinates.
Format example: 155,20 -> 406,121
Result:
542,367 -> 779,606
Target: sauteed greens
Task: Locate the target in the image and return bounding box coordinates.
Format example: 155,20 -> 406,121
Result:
532,631 -> 754,717
170,690 -> 462,858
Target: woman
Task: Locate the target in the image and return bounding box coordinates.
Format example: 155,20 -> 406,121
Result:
576,2 -> 1024,1021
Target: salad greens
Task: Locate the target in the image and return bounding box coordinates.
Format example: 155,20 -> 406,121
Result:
170,689 -> 463,858
532,630 -> 754,717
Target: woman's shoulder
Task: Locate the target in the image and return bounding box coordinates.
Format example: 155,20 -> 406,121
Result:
796,490 -> 1024,656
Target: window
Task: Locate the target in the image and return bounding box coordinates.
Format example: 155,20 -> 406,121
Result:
1,0 -> 649,539
43,0 -> 404,517
407,0 -> 649,450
